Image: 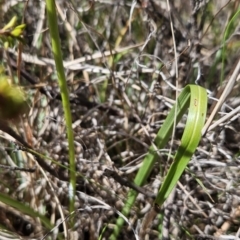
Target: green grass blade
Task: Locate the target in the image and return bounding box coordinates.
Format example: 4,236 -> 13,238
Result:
155,85 -> 207,206
110,85 -> 208,239
0,193 -> 52,229
220,8 -> 240,84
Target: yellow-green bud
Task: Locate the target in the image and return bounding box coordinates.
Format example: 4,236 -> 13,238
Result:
0,78 -> 29,121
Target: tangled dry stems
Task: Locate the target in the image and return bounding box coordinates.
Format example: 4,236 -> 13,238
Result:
0,0 -> 240,239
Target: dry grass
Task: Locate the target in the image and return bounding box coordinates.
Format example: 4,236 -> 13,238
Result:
0,0 -> 240,239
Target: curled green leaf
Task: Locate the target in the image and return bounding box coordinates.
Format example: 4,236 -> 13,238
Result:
110,85 -> 208,239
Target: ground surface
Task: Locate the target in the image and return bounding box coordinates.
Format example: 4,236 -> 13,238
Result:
0,0 -> 240,240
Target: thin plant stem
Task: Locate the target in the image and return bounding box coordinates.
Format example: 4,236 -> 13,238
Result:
45,0 -> 76,219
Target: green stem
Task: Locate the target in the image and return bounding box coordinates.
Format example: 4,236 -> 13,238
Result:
45,0 -> 76,217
